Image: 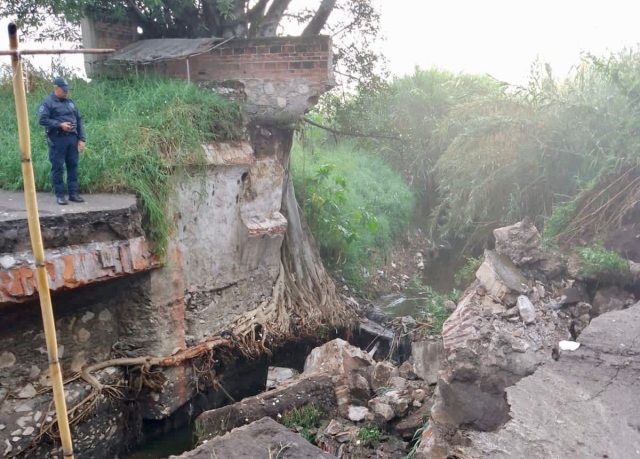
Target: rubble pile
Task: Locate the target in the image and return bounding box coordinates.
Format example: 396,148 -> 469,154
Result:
413,219 -> 640,458
187,337 -> 446,459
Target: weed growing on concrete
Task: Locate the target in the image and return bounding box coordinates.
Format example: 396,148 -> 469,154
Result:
0,68 -> 242,256
280,403 -> 324,444
578,245 -> 629,277
267,443 -> 292,459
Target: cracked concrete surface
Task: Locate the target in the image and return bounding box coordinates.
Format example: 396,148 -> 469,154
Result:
459,303 -> 640,459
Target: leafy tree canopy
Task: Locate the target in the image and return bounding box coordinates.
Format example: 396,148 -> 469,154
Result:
1,0 -> 385,88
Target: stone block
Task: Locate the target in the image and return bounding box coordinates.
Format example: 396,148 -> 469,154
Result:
475,250 -> 530,301
303,339 -> 374,376
371,361 -> 398,391
412,340 -> 445,385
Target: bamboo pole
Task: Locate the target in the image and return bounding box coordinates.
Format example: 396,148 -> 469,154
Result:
7,23 -> 75,459
0,48 -> 115,56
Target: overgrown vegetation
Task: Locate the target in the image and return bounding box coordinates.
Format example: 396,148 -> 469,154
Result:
454,256 -> 483,287
578,245 -> 630,277
324,49 -> 640,256
291,126 -> 415,290
357,426 -> 384,447
411,277 -> 460,334
0,64 -> 242,254
280,403 -> 325,444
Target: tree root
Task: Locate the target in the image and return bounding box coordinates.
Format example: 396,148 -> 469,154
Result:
19,256 -> 353,456
22,128 -> 355,456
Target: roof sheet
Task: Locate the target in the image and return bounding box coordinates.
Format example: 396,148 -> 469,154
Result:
108,37 -> 227,63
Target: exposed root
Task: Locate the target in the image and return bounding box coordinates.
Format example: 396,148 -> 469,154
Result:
22,128 -> 355,456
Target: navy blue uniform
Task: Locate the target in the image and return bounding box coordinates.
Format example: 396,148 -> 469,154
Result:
38,94 -> 86,198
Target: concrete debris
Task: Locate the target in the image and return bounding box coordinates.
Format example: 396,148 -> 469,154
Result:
16,384 -> 36,399
516,295 -> 536,324
411,339 -> 445,385
493,218 -> 544,267
558,340 -> 580,351
476,250 -> 530,302
170,417 -> 337,459
347,406 -> 369,422
371,361 -> 398,391
266,366 -> 295,390
303,339 -> 375,376
0,352 -> 16,369
456,304 -> 640,459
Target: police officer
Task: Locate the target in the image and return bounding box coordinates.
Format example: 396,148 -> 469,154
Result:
38,77 -> 86,205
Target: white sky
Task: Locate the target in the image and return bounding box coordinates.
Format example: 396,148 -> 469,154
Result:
378,0 -> 640,83
2,0 -> 640,84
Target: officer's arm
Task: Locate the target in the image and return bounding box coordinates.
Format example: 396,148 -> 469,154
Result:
76,107 -> 86,142
38,99 -> 60,129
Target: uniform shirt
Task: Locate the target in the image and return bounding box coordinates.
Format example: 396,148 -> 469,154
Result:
38,93 -> 86,142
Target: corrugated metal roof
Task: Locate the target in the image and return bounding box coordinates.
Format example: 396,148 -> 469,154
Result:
108,37 -> 228,63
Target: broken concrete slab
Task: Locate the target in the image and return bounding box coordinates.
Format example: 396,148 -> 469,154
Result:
454,303 -> 640,459
0,190 -> 142,253
475,250 -> 530,301
303,338 -> 375,376
493,219 -> 544,267
171,417 -> 337,459
592,285 -> 634,316
195,374 -> 336,440
0,237 -> 158,304
411,339 -> 445,385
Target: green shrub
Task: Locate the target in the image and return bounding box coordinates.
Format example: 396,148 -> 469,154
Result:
543,202 -> 576,247
0,69 -> 241,255
454,256 -> 483,286
357,427 -> 384,447
578,245 -> 629,277
291,140 -> 415,289
280,403 -> 324,444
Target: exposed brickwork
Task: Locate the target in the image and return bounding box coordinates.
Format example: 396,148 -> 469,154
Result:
0,237 -> 158,304
158,36 -> 332,84
93,19 -> 138,52
88,17 -> 333,85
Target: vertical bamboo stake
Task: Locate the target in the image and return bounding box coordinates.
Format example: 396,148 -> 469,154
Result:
7,23 -> 75,459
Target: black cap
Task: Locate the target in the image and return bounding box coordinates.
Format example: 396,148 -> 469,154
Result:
53,77 -> 72,91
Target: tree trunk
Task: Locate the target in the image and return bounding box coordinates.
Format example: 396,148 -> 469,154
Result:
257,0 -> 293,37
278,129 -> 353,331
302,0 -> 337,36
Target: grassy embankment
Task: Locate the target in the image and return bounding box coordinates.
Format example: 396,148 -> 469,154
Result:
290,131 -> 416,292
0,72 -> 241,254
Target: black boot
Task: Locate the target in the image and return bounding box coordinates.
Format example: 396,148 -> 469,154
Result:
69,194 -> 84,203
56,196 -> 68,205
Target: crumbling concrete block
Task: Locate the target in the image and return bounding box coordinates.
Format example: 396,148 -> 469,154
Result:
303,338 -> 374,376
493,218 -> 544,266
475,250 -> 530,302
411,339 -> 445,385
173,417 -> 337,459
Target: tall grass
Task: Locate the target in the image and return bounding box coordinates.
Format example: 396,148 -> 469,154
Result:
0,69 -> 242,254
291,135 -> 415,290
330,49 -> 640,254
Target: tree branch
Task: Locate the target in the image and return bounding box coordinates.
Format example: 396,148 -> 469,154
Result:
257,0 -> 293,37
126,0 -> 147,25
302,0 -> 337,36
303,117 -> 401,141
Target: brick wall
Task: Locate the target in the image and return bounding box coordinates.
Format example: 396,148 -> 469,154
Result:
143,35 -> 333,84
93,19 -> 138,52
